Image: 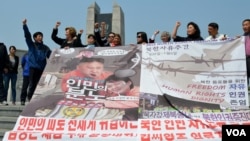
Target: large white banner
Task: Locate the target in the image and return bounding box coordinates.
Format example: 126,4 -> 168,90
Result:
141,37 -> 248,110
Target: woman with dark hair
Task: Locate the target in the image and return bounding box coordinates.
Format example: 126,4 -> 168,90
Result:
3,46 -> 19,105
172,21 -> 203,42
84,34 -> 100,49
104,74 -> 140,120
137,31 -> 148,44
104,74 -> 136,97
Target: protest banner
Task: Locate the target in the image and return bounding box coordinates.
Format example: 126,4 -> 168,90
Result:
4,116 -> 138,141
140,37 -> 248,110
3,37 -> 250,141
138,37 -> 250,140
20,45 -> 141,121
138,118 -> 250,141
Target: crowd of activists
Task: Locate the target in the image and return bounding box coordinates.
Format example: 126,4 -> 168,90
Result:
0,18 -> 249,106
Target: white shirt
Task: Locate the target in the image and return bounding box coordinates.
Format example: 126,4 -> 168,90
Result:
205,34 -> 227,41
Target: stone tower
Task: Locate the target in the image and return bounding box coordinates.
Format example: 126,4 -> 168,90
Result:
86,2 -> 125,45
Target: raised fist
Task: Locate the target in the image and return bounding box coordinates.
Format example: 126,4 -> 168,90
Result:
94,23 -> 99,29
55,21 -> 61,28
22,19 -> 27,25
79,29 -> 84,34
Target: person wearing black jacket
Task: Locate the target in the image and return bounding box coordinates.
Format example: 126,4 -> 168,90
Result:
3,46 -> 19,105
0,42 -> 10,105
51,21 -> 84,48
172,21 -> 204,42
94,22 -> 115,47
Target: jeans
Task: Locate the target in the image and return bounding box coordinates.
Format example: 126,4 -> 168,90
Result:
3,73 -> 17,103
20,75 -> 30,102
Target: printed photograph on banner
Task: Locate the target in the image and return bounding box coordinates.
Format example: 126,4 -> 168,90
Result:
20,45 -> 141,121
139,92 -> 250,122
140,37 -> 249,111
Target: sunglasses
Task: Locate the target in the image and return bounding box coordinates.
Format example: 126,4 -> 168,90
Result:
137,36 -> 141,38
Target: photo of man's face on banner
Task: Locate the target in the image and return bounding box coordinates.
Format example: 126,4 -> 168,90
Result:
21,45 -> 142,121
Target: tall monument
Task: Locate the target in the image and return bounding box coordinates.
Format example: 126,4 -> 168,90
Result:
86,2 -> 125,45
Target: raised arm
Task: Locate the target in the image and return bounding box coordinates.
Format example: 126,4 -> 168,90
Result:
100,22 -> 109,46
75,29 -> 85,47
100,22 -> 106,38
51,21 -> 65,45
22,19 -> 33,48
94,23 -> 104,47
171,21 -> 181,39
149,30 -> 160,43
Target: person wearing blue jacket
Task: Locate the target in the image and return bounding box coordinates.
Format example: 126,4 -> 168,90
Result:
20,53 -> 30,105
22,18 -> 51,101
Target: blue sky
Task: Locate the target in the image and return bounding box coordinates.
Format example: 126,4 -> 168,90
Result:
0,0 -> 249,51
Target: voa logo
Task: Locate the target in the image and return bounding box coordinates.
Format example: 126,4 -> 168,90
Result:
226,129 -> 246,136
